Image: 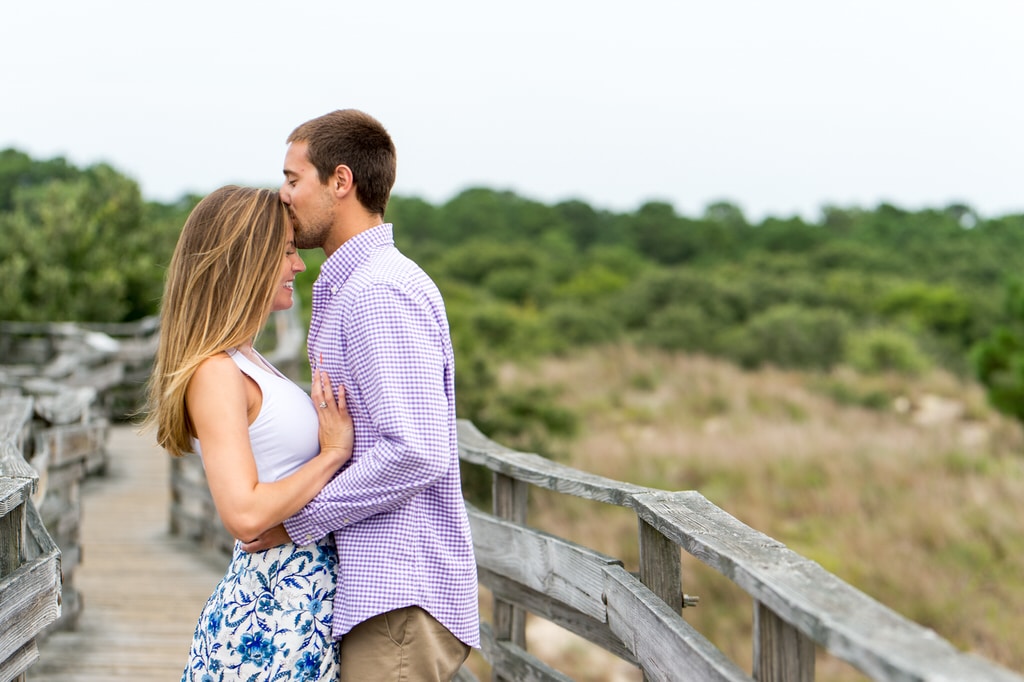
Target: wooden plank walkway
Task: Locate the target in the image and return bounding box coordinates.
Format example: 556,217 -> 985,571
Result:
28,425 -> 229,681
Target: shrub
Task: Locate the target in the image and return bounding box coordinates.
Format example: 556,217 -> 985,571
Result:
554,264 -> 630,304
544,303 -> 622,349
483,266 -> 550,305
725,305 -> 851,371
641,304 -> 721,354
845,327 -> 931,375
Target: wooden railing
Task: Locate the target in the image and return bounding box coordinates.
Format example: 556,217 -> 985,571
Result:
0,396 -> 61,682
456,421 -> 1024,682
0,318 -> 145,679
168,418 -> 1024,681
5,316 -> 1024,681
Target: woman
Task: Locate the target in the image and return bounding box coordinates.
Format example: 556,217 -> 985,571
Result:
144,185 -> 350,681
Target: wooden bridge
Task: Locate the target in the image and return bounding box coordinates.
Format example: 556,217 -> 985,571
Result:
26,425 -> 228,681
4,318 -> 1024,682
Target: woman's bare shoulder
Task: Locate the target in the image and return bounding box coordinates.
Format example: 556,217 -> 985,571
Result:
190,352 -> 243,391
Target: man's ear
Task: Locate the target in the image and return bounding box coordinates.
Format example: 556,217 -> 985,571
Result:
333,165 -> 354,198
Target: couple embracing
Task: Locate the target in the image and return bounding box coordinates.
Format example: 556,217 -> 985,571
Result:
145,110 -> 480,681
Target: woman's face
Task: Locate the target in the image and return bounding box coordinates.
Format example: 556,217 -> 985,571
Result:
272,223 -> 305,312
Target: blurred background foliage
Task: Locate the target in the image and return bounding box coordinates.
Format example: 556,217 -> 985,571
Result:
5,147 -> 1024,447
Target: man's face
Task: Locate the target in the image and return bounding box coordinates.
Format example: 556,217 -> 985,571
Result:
281,140 -> 334,250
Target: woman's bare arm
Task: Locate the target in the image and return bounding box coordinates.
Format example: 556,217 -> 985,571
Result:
186,354 -> 351,542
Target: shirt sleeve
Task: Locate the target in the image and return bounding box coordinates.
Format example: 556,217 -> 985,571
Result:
284,280 -> 452,545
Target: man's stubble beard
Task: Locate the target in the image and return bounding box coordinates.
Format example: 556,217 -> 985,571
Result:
292,214 -> 330,250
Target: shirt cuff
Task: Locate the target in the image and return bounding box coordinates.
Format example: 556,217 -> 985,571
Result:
283,512 -> 323,547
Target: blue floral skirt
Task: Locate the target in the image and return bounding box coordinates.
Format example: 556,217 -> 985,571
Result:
181,536 -> 340,681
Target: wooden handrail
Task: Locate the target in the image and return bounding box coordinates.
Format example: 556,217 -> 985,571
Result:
0,396 -> 62,682
457,420 -> 1024,682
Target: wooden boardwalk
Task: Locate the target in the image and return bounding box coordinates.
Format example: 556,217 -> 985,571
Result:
28,425 -> 229,681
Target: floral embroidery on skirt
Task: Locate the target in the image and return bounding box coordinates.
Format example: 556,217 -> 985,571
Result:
182,536 -> 339,681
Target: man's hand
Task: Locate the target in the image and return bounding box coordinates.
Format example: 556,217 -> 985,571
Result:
240,524 -> 290,552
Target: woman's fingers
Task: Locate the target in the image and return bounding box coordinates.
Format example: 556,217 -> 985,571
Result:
334,383 -> 347,412
318,369 -> 335,407
312,369 -> 352,459
311,370 -> 323,406
318,371 -> 346,417
312,369 -> 336,411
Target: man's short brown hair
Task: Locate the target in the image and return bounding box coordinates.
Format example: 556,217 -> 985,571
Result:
287,109 -> 397,216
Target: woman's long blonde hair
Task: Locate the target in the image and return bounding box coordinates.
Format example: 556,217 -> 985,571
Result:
143,186 -> 289,457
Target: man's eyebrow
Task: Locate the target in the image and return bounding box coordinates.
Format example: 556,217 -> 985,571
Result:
283,169 -> 297,178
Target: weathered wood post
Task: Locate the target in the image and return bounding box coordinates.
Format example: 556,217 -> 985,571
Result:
491,472 -> 528,681
753,600 -> 814,682
31,387 -> 108,631
637,518 -> 682,614
0,396 -> 62,682
637,518 -> 682,682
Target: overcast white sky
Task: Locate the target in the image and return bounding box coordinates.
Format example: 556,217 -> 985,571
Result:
3,0 -> 1022,222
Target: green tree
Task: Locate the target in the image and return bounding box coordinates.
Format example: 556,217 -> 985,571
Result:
442,187 -> 568,244
554,264 -> 630,304
387,195 -> 442,249
628,201 -> 727,265
973,280 -> 1024,422
845,327 -> 931,375
642,303 -> 721,354
724,304 -> 851,371
0,148 -> 81,212
877,283 -> 972,342
749,216 -> 824,253
0,164 -> 156,321
614,268 -> 748,331
554,199 -> 625,250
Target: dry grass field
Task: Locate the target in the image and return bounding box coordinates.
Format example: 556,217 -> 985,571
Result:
468,345 -> 1024,681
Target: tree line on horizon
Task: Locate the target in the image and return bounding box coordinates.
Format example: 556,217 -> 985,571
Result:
4,147 -> 1024,436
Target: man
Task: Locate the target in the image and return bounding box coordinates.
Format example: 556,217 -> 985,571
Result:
244,109 -> 480,680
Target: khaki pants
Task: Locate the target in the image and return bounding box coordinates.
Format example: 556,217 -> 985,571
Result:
339,606 -> 470,681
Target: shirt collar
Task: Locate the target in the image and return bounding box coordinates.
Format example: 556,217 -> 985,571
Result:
314,223 -> 394,292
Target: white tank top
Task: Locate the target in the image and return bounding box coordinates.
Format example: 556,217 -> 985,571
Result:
194,349 -> 320,483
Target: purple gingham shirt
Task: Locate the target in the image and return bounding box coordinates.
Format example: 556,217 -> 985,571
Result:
284,224 -> 480,646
